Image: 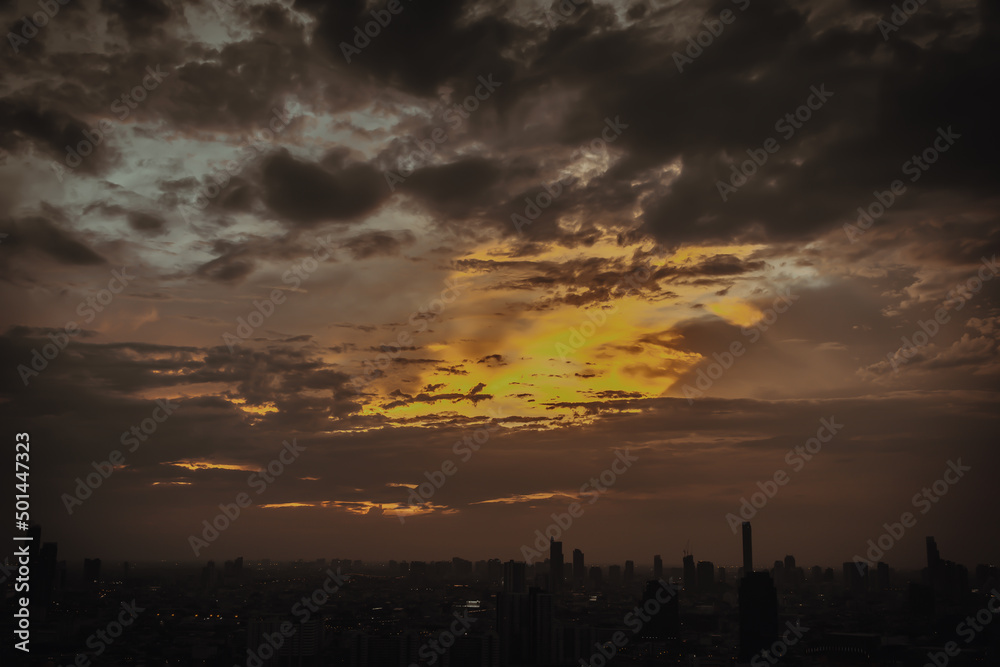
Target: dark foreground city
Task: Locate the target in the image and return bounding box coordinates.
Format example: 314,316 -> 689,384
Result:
3,523 -> 997,666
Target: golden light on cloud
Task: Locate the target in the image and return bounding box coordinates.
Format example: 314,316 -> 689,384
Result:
168,460 -> 259,472
471,491 -> 573,505
257,500 -> 457,519
348,238 -> 773,425
707,299 -> 763,328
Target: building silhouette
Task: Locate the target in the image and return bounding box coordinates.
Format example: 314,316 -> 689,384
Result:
683,554 -> 695,592
742,521 -> 753,574
549,538 -> 563,592
696,560 -> 714,594
638,579 -> 679,641
738,522 -> 778,663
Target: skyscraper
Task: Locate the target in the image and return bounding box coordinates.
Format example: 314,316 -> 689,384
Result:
743,521 -> 753,574
696,560 -> 714,594
739,521 -> 778,662
624,560 -> 634,585
549,538 -> 563,592
638,579 -> 679,641
573,549 -> 584,587
682,554 -> 695,592
927,536 -> 941,569
653,554 -> 662,580
503,560 -> 526,594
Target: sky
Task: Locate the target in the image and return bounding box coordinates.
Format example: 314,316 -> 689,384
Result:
0,0 -> 997,570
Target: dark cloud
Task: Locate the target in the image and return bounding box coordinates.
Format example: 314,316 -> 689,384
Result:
262,150 -> 387,226
0,214 -> 106,269
340,230 -> 415,260
127,211 -> 167,235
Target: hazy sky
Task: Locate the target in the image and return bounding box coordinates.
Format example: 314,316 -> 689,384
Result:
1,0 -> 997,569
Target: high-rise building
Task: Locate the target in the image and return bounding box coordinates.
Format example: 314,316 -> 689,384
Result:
844,561 -> 868,596
608,564 -> 622,585
589,566 -> 602,590
653,554 -> 662,580
739,572 -> 778,661
549,538 -> 563,592
927,536 -> 941,569
683,554 -> 696,592
497,586 -> 552,666
639,579 -> 679,641
573,549 -> 584,586
696,560 -> 714,594
503,560 -> 526,594
624,560 -> 634,585
742,522 -> 753,573
739,521 -> 778,662
876,561 -> 891,592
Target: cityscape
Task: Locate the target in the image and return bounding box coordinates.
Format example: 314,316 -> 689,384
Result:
2,522 -> 997,665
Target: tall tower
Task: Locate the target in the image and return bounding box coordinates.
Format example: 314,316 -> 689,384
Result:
738,522 -> 777,662
653,554 -> 663,579
549,538 -> 563,592
573,549 -> 584,587
926,536 -> 941,569
682,554 -> 695,592
742,521 -> 753,574
503,560 -> 526,594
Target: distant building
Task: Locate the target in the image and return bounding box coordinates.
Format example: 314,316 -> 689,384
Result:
696,560 -> 714,594
503,560 -> 526,594
549,538 -> 563,592
739,572 -> 778,662
683,554 -> 696,592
